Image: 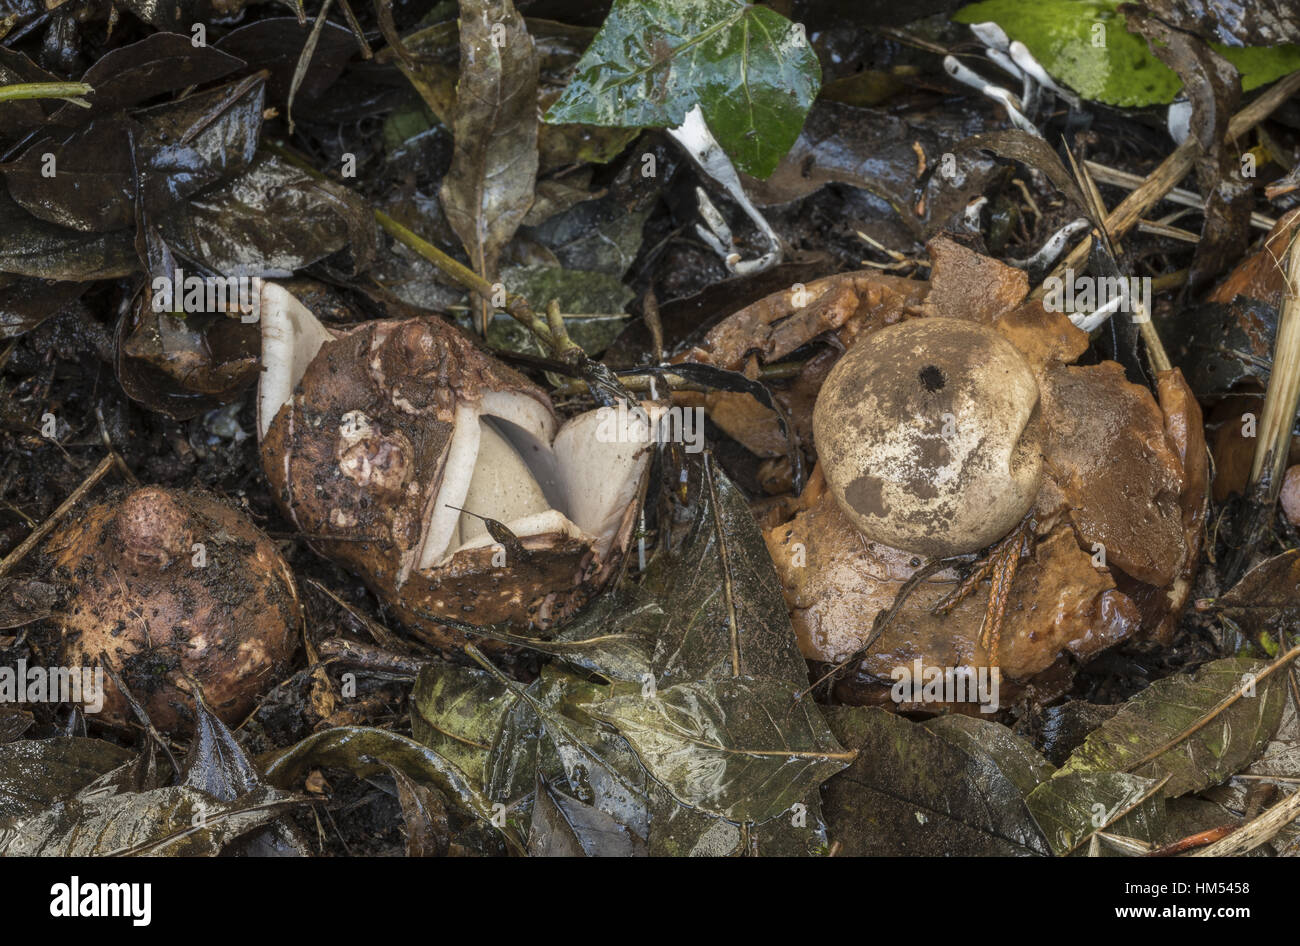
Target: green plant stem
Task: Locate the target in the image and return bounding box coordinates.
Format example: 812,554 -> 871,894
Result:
0,81 -> 92,105
374,209 -> 556,346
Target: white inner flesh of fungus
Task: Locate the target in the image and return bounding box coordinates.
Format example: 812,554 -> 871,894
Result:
257,280 -> 336,440
258,281 -> 655,572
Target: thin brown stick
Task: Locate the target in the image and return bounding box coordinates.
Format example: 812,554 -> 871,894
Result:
1043,70 -> 1300,287
1084,159 -> 1277,232
1190,789 -> 1300,856
1248,230 -> 1300,496
0,453 -> 115,578
1126,643 -> 1300,773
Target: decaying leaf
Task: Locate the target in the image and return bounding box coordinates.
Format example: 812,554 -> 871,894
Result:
380,761 -> 451,858
528,773 -> 645,857
0,785 -> 301,856
1024,771 -> 1167,856
0,737 -> 134,820
582,676 -> 853,824
259,725 -> 519,852
439,0 -> 539,331
678,269 -> 924,370
821,706 -> 1050,856
1211,549 -> 1300,639
1057,656 -> 1289,797
411,663 -> 516,787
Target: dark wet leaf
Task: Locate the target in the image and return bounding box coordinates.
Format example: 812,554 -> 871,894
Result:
1172,298 -> 1275,396
0,784 -> 301,856
0,188 -> 135,279
1058,656 -> 1288,797
132,75 -> 266,208
745,101 -> 1002,240
258,725 -> 520,852
62,32 -> 245,119
540,592 -> 659,682
651,455 -> 811,685
5,75 -> 265,236
0,737 -> 135,820
3,119 -> 134,232
1024,771 -> 1167,856
1210,550 -> 1300,643
78,741 -> 172,801
0,48 -> 62,144
582,676 -> 852,824
410,662 -> 516,786
379,760 -> 451,857
528,773 -> 646,856
439,0 -> 539,330
118,0 -> 210,32
160,154 -> 376,277
217,18 -> 356,110
645,779 -> 828,856
926,714 -> 1057,797
180,681 -> 261,802
957,129 -> 1089,213
0,708 -> 32,744
484,667 -> 649,840
822,707 -> 1050,856
115,289 -> 260,421
546,0 -> 821,178
1040,701 -> 1121,767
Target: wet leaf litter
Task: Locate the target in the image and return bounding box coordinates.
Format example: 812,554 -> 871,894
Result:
0,0 -> 1298,859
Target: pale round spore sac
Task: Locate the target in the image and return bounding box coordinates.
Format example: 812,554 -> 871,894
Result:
813,318 -> 1044,557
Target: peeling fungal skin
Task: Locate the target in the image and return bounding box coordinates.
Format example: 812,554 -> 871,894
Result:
257,281 -> 653,648
47,487 -> 300,732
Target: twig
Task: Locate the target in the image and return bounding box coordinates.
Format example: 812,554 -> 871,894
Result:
1085,159 -> 1277,232
1190,789 -> 1300,856
0,453 -> 116,578
1063,144 -> 1173,373
1248,229 -> 1300,497
1044,70 -> 1300,285
374,209 -> 556,346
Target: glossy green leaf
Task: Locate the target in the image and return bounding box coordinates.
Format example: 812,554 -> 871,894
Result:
410,663 -> 515,787
955,0 -> 1300,106
439,0 -> 539,317
1057,657 -> 1287,797
822,707 -> 1050,856
582,676 -> 853,823
544,0 -> 821,178
1024,771 -> 1166,856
